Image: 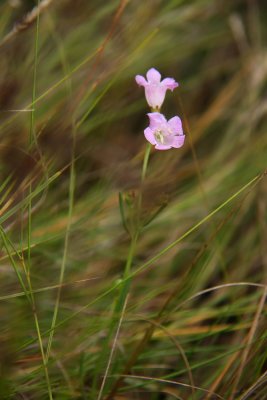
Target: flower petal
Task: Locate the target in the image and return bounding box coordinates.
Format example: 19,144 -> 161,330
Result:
171,135 -> 185,148
144,127 -> 157,145
146,68 -> 161,83
161,77 -> 179,91
147,112 -> 166,129
135,75 -> 147,87
155,143 -> 172,150
145,85 -> 166,109
168,116 -> 183,135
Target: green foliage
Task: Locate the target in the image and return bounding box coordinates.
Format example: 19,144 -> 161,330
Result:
0,0 -> 266,399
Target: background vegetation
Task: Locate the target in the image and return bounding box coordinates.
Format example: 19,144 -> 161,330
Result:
0,0 -> 266,399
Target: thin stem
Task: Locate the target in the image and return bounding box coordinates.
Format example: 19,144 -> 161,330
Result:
26,2 -> 53,398
46,134 -> 76,360
97,295 -> 129,400
94,145 -> 151,398
136,143 -> 151,233
0,226 -> 53,399
0,228 -> 31,304
32,304 -> 53,400
91,234 -> 137,398
45,21 -> 76,362
141,143 -> 151,183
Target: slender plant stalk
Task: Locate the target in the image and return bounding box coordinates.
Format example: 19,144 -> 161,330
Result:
97,295 -> 129,400
26,2 -> 53,398
92,144 -> 151,398
0,228 -> 31,304
141,143 -> 152,183
45,25 -> 76,362
46,134 -> 76,360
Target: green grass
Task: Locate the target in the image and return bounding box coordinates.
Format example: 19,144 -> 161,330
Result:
0,0 -> 266,399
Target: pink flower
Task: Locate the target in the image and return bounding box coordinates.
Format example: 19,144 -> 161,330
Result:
135,68 -> 178,110
144,112 -> 185,150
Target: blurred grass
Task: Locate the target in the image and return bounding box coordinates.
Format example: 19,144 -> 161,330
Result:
0,0 -> 266,399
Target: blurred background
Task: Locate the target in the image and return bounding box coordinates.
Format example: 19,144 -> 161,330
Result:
0,0 -> 266,399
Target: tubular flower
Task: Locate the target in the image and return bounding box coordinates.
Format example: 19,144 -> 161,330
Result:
144,112 -> 185,150
135,68 -> 178,110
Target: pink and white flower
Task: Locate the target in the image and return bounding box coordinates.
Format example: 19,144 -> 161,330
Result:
144,112 -> 185,150
135,68 -> 178,110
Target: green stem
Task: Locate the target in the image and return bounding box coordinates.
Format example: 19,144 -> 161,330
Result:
93,145 -> 151,399
27,2 -> 53,398
45,19 -> 76,363
136,143 -> 151,233
113,234 -> 138,315
0,226 -> 53,400
46,148 -> 75,361
141,143 -> 152,183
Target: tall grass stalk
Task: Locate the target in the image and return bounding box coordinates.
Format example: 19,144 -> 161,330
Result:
92,143 -> 151,398
45,21 -> 76,364
27,2 -> 53,398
